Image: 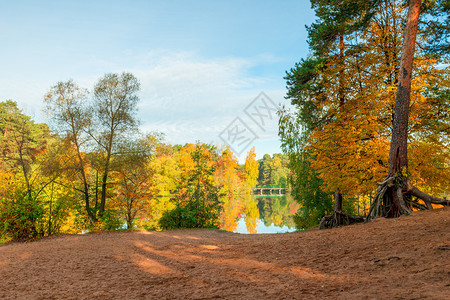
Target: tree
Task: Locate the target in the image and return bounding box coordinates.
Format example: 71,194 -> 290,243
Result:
44,81 -> 96,221
145,142 -> 180,229
113,137 -> 154,229
270,154 -> 289,187
0,101 -> 47,197
242,147 -> 259,188
420,0 -> 450,55
282,0 -> 449,227
367,0 -> 450,219
159,143 -> 222,229
0,101 -> 72,239
91,72 -> 140,217
279,109 -> 334,229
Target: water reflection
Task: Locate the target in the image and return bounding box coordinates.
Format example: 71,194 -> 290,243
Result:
219,195 -> 298,234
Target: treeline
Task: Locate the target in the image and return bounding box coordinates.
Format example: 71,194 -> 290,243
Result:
280,0 -> 449,229
0,73 -> 260,241
256,153 -> 289,187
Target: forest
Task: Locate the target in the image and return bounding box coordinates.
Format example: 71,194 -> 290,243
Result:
1,0 -> 449,243
0,82 -> 291,240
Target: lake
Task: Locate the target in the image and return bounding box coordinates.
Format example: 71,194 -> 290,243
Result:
220,195 -> 298,234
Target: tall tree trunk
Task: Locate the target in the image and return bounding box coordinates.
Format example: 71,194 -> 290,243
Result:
334,190 -> 343,225
385,0 -> 421,217
334,190 -> 343,212
75,140 -> 96,222
335,33 -> 345,219
99,138 -> 113,217
338,33 -> 345,107
368,0 -> 422,219
95,169 -> 99,210
388,0 -> 421,177
99,161 -> 110,217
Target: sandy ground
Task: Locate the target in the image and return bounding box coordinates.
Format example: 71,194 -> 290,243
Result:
0,207 -> 449,299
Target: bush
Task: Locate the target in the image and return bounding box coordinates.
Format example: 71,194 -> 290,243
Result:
98,209 -> 123,231
0,192 -> 44,241
159,144 -> 223,230
159,192 -> 221,230
292,209 -> 323,230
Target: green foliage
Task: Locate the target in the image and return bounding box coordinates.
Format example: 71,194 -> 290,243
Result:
293,210 -> 322,230
159,189 -> 221,230
257,195 -> 297,229
38,188 -> 75,236
0,191 -> 44,241
98,209 -> 123,231
279,108 -> 333,229
159,144 -> 222,230
0,237 -> 11,245
257,153 -> 289,187
421,0 -> 450,55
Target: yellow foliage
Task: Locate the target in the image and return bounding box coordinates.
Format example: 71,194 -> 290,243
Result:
304,1 -> 449,198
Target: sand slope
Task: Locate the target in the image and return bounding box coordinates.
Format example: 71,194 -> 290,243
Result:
1,207 -> 449,299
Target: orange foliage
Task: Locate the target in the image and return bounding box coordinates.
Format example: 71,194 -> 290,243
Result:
305,2 -> 449,200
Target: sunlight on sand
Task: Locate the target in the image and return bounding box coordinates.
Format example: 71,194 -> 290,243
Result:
171,235 -> 201,240
134,242 -> 203,261
138,231 -> 154,235
199,245 -> 219,250
289,266 -> 327,280
19,251 -> 31,260
132,253 -> 175,275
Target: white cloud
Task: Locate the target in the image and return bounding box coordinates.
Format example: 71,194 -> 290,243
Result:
1,50 -> 287,160
124,51 -> 285,152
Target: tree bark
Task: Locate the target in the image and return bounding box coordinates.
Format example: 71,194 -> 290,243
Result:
367,0 -> 422,220
338,33 -> 345,107
388,0 -> 421,176
99,132 -> 113,217
406,181 -> 450,206
74,139 -> 96,222
334,190 -> 343,211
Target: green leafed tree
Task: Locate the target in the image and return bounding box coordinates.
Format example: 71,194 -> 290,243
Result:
44,80 -> 96,222
91,72 -> 141,217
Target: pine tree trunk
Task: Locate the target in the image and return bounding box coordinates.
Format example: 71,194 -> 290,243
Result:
368,0 -> 422,219
388,0 -> 421,177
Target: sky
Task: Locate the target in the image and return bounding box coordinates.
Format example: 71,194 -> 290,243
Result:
0,0 -> 316,162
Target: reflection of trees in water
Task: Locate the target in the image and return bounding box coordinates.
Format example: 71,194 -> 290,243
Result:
219,194 -> 243,232
219,194 -> 297,233
243,196 -> 259,234
256,196 -> 296,228
220,193 -> 259,233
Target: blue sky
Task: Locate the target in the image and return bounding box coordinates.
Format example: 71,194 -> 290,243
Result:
0,0 -> 315,161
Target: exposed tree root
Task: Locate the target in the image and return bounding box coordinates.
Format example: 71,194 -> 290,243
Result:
408,199 -> 428,210
319,211 -> 364,229
366,175 -> 449,221
319,176 -> 448,229
406,181 -> 450,206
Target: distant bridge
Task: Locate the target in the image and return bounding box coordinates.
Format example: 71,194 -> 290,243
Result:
252,186 -> 287,196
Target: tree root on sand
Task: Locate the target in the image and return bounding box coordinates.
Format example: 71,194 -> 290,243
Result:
366,176 -> 449,221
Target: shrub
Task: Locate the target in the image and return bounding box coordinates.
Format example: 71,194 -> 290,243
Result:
159,190 -> 221,230
98,209 -> 123,231
0,192 -> 44,241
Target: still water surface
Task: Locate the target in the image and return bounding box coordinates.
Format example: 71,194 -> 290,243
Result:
231,195 -> 298,234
